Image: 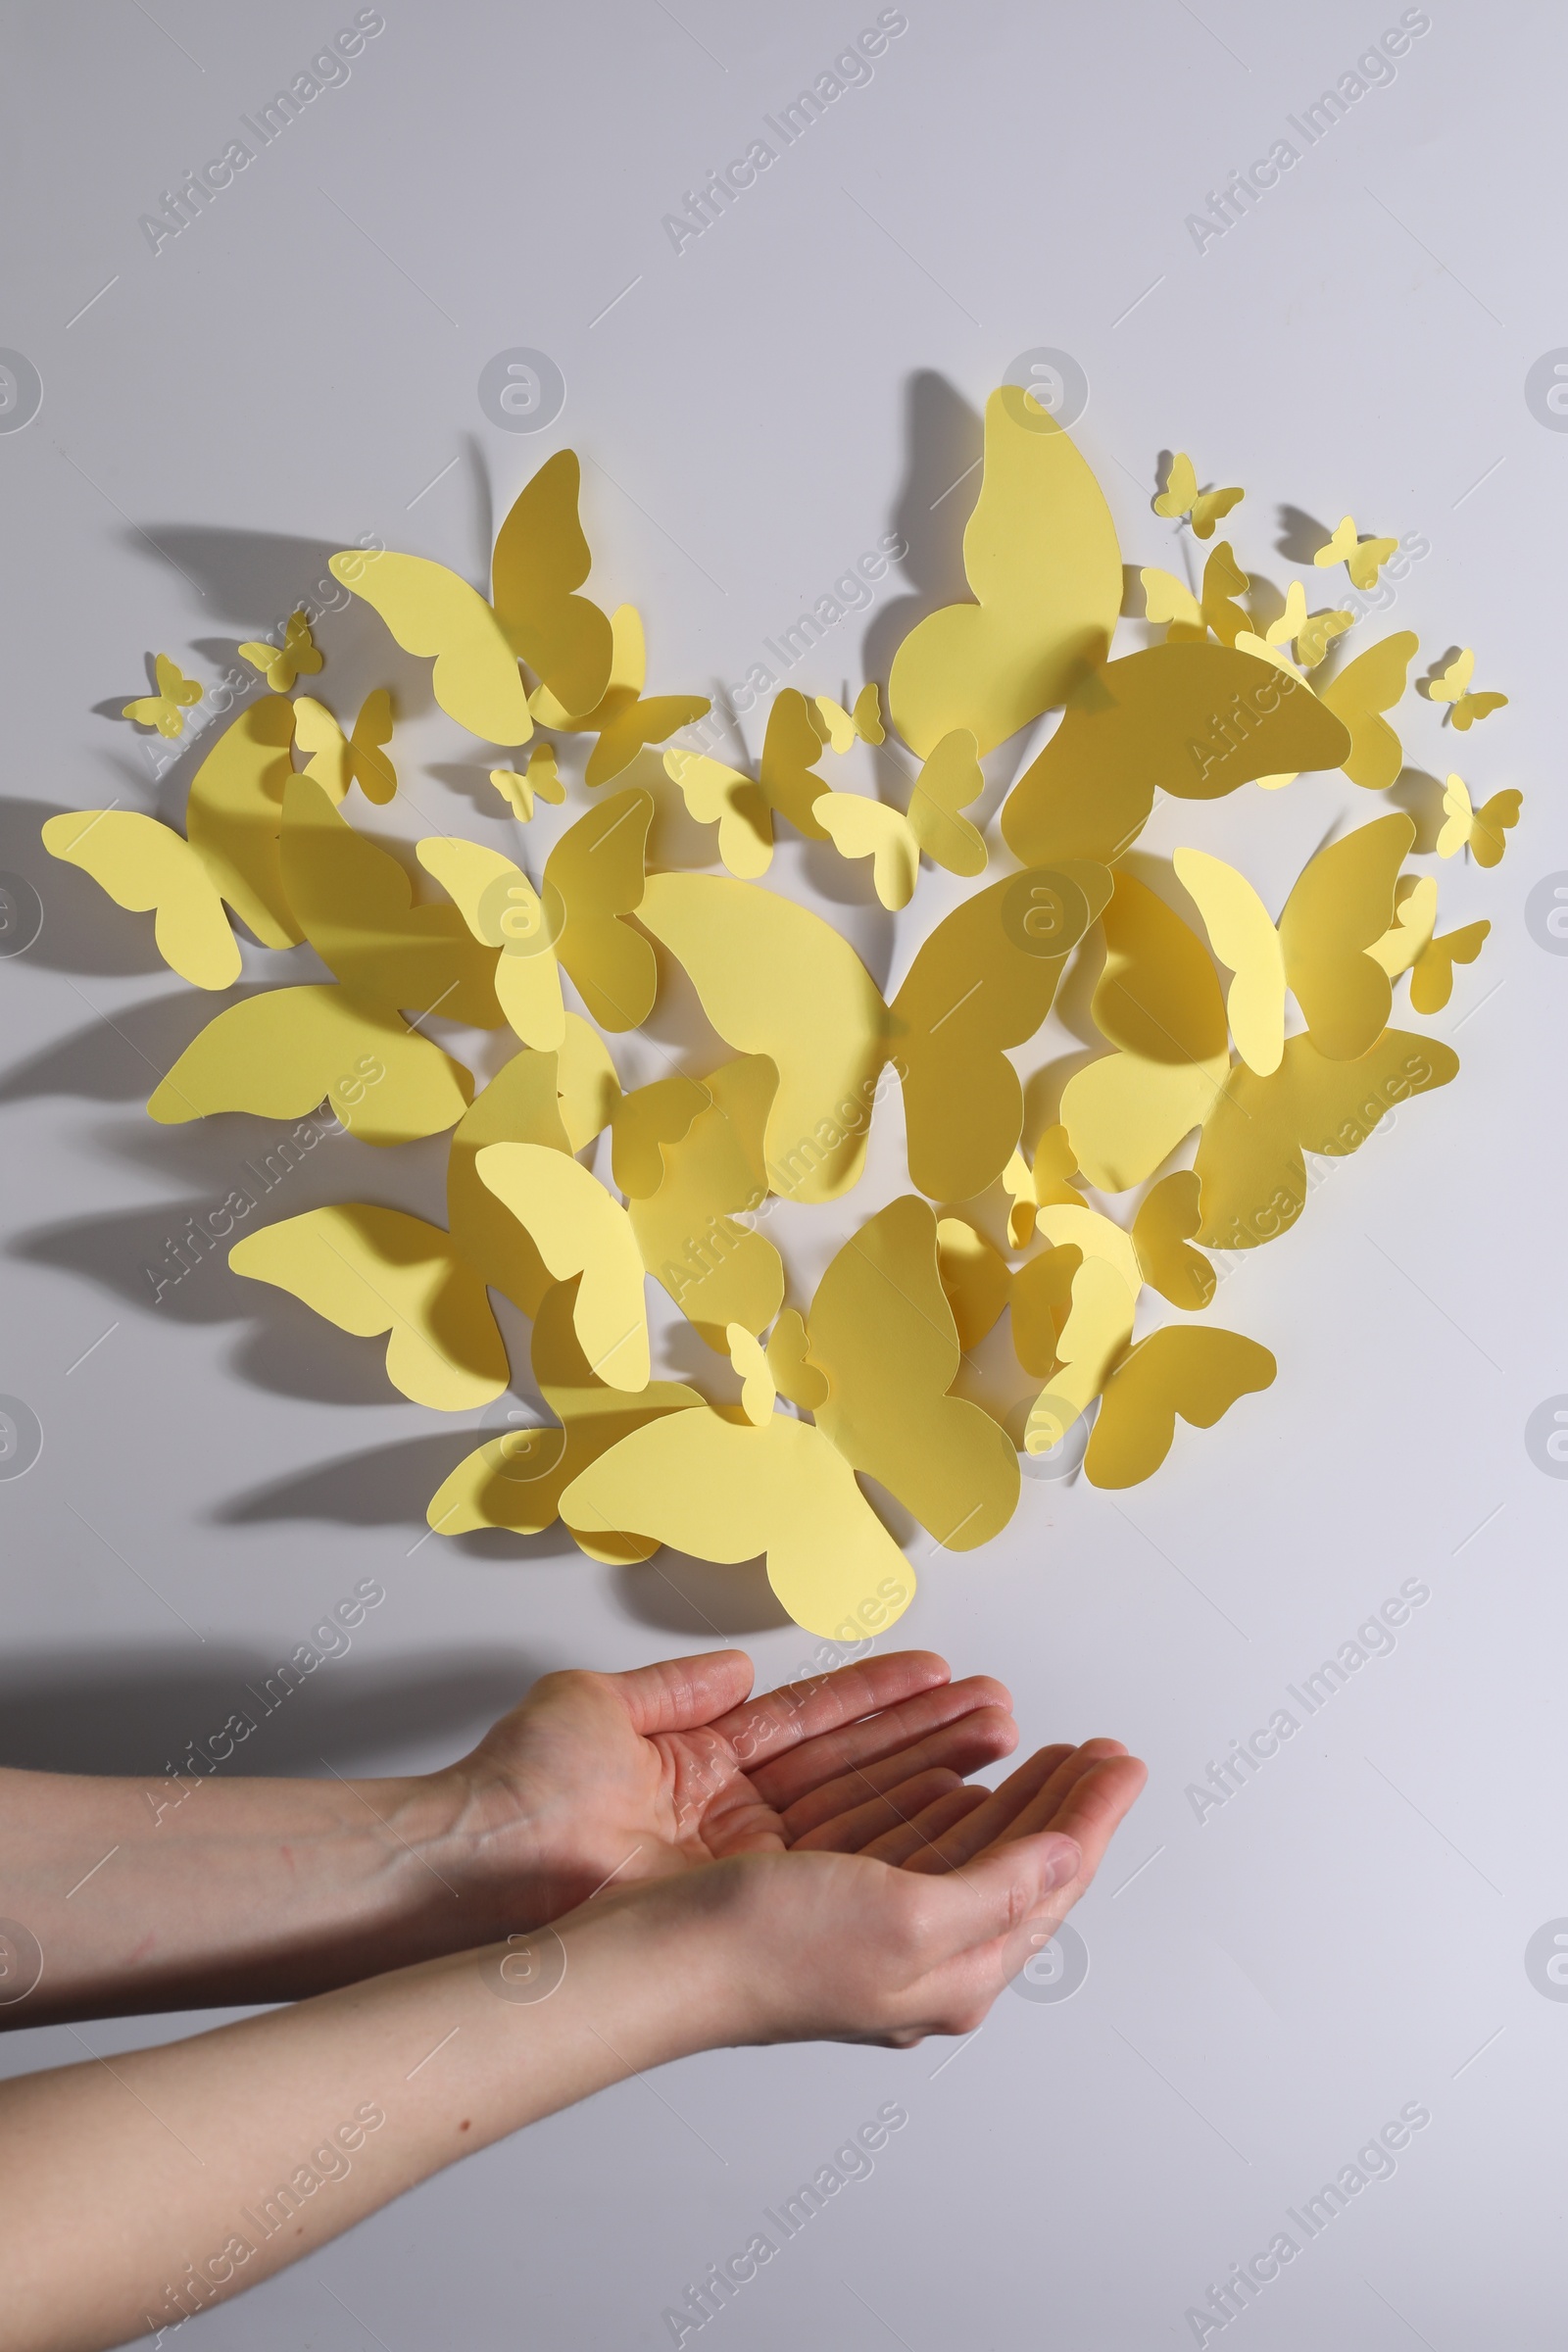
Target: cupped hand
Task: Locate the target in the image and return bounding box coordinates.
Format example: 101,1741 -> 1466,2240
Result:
595,1734 -> 1149,2050
436,1647 -> 1019,1927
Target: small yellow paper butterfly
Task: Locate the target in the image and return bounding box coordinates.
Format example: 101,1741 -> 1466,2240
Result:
292,690 -> 396,805
1142,543 -> 1250,648
239,610 -> 323,693
532,605 -> 709,786
1152,451 -> 1244,539
810,684 -> 885,754
1314,514 -> 1397,591
816,729 -> 986,908
1428,648 -> 1508,730
663,748 -> 773,879
1367,876 -> 1491,1014
122,654 -> 202,737
1437,772 -> 1522,866
490,742 -> 566,822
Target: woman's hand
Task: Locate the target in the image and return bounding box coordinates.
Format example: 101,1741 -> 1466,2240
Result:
428,1645 -> 1022,1926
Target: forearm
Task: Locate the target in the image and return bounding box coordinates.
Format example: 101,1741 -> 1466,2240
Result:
0,1766 -> 517,2025
0,1892 -> 718,2352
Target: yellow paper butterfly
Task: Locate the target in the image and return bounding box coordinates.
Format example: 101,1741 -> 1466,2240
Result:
330,453 -> 613,747
558,1196 -> 1018,1637
1152,451 -> 1244,539
1140,542 -> 1250,647
1316,630 -> 1419,791
228,1204 -> 510,1411
888,386 -> 1123,757
122,654 -> 202,737
1265,580 -> 1352,670
292,690 -> 396,805
1172,813 -> 1415,1075
816,729 -> 987,909
935,1217 -> 1012,1349
490,743 -> 566,822
1314,514 -> 1397,591
1428,648 -> 1508,730
45,696 -> 302,985
1001,1124 -> 1083,1247
1368,876 -> 1490,1014
1437,772 -> 1522,866
415,788 -> 658,1049
811,684 -> 885,754
639,858 -> 1109,1205
664,748 -> 775,879
531,603 -> 709,785
239,611 -> 323,693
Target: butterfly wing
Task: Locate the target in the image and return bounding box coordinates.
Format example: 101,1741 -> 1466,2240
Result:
815,794 -> 919,910
348,689 -> 397,804
1190,486 -> 1244,540
1410,919 -> 1489,1013
1172,847 -> 1286,1076
906,728 -> 986,877
1347,535 -> 1397,591
1059,872 -> 1231,1192
447,1043 -> 573,1317
638,871 -> 886,1202
41,809 -> 239,989
1199,542 -> 1250,643
489,450 -> 613,714
426,1276 -> 704,1556
936,1217 -> 1012,1350
184,696 -> 303,948
664,749 -> 773,878
1451,691 -> 1508,732
545,788 -> 657,1030
281,776 -> 503,1026
1141,567 -> 1204,633
292,697 -> 352,802
476,1141 -> 649,1390
328,548 -> 533,746
156,653 -> 203,720
890,861 -> 1109,1201
585,693 -> 711,788
229,1204 -> 508,1410
1194,1030 -> 1459,1251
1277,812 -> 1413,1058
1314,516 -> 1358,569
1084,1326 -> 1275,1488
147,984 -> 472,1143
1002,642 -> 1353,866
888,386 -> 1122,757
562,1404 -> 915,1638
806,1195 -> 1019,1549
759,690 -> 832,840
1317,630 -> 1418,791
1152,452 -> 1199,518
1469,788 -> 1522,866
1437,772 -> 1473,859
1132,1171 -> 1214,1310
627,1055 -> 785,1347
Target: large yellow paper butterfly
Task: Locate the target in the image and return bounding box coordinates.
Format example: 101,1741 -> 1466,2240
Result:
888,386 -> 1123,757
558,1196 -> 1019,1636
122,654 -> 202,737
329,453 -> 613,746
1428,648 -> 1508,730
639,858 -> 1109,1204
1314,514 -> 1397,591
239,611 -> 322,693
292,690 -> 397,805
1001,641 -> 1353,868
1436,772 -> 1522,866
415,788 -> 658,1049
1172,813 -> 1414,1074
229,1204 -> 510,1410
1152,451 -> 1244,539
531,603 -> 709,785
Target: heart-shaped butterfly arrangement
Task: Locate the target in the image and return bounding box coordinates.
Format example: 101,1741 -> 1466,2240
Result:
47,387 -> 1519,1639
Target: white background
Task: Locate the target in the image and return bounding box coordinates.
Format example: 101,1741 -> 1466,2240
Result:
2,1 -> 1565,2344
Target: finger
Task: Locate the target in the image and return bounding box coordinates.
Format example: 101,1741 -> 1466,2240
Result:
900,1828 -> 1083,1971
776,1707 -> 1016,1838
745,1675 -> 1012,1808
860,1783 -> 990,1866
713,1650 -> 961,1768
997,1751 -> 1150,1888
900,1741 -> 1091,1874
790,1768 -> 966,1853
610,1649 -> 757,1736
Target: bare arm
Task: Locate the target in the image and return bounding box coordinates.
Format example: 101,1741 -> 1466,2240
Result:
1,1649 -> 1020,2024
0,1740 -> 1145,2352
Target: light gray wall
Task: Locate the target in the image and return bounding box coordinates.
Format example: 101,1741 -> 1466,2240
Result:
2,1 -> 1565,2344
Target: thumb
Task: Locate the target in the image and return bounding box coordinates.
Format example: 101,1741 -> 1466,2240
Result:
929,1830 -> 1081,1963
